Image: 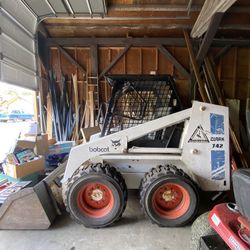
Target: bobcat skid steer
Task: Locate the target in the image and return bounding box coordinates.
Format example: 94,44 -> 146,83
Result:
62,75 -> 230,228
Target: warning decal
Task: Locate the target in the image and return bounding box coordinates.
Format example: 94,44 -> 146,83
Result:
211,150 -> 225,180
188,125 -> 209,143
210,113 -> 224,135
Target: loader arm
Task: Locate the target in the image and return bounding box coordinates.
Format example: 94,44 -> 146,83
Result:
63,108 -> 192,182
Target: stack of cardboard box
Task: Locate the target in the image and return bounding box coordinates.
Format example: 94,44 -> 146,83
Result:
3,124 -> 48,180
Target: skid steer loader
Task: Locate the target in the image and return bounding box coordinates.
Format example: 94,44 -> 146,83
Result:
62,75 -> 230,229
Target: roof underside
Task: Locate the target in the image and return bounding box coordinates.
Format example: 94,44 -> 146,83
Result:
20,0 -> 250,39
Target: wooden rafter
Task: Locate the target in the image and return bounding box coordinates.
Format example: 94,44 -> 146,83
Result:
56,45 -> 86,76
158,45 -> 190,79
99,44 -> 131,79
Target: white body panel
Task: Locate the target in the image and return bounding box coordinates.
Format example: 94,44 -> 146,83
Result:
182,102 -> 230,191
63,101 -> 230,192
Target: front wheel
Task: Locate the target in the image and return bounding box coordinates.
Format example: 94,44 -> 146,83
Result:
140,165 -> 199,227
65,163 -> 127,228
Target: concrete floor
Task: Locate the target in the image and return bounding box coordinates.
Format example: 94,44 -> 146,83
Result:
0,191 -> 192,250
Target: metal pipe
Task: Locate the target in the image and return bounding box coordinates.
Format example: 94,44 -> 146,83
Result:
63,0 -> 75,16
45,0 -> 57,17
86,0 -> 93,16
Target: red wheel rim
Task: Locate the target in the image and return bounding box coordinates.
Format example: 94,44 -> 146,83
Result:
77,182 -> 114,218
152,183 -> 190,219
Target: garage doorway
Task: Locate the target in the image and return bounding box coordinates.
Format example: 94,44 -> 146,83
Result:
0,81 -> 36,162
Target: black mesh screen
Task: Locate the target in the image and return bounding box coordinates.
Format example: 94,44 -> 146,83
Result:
101,75 -> 182,137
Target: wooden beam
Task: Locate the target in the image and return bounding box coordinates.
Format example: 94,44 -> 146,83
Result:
191,0 -> 237,38
214,45 -> 231,61
183,30 -> 208,102
56,45 -> 86,76
196,12 -> 224,65
47,37 -> 250,48
45,24 -> 192,30
99,44 -> 131,79
158,45 -> 190,79
47,37 -> 186,47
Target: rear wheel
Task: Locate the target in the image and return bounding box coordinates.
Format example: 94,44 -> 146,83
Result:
140,165 -> 199,227
65,163 -> 127,228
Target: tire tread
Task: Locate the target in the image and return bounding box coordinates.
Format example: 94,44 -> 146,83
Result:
63,163 -> 127,228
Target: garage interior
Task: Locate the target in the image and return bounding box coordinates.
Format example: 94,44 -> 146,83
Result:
1,0 -> 250,249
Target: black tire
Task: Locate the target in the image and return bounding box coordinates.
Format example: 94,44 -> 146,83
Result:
140,165 -> 199,227
64,163 -> 127,228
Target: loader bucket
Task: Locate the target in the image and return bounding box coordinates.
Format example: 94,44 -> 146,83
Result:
0,161 -> 65,230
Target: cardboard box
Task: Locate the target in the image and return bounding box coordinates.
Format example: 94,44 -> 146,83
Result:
3,156 -> 45,179
48,138 -> 57,145
17,134 -> 49,156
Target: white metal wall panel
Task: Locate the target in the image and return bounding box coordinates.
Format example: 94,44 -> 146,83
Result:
24,0 -> 52,17
69,0 -> 89,14
0,62 -> 37,90
0,34 -> 36,72
1,0 -> 36,34
0,0 -> 37,90
48,0 -> 67,14
90,0 -> 106,14
0,13 -> 35,53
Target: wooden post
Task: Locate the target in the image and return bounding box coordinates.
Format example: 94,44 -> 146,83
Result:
183,30 -> 208,102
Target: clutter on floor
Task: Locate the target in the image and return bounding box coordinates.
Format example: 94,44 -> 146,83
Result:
0,122 -> 73,229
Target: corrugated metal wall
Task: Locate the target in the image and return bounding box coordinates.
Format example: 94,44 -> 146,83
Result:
0,0 -> 37,90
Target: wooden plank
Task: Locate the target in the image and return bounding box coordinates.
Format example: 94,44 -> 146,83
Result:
81,126 -> 100,143
46,93 -> 53,139
72,74 -> 79,141
158,45 -> 190,79
142,48 -> 156,74
89,91 -> 95,127
57,45 -> 86,76
191,0 -> 237,38
139,48 -> 142,74
232,47 -> 237,98
204,57 -> 248,168
99,44 -> 131,79
126,48 -> 141,74
91,44 -> 98,77
196,12 -> 224,65
183,30 -> 208,102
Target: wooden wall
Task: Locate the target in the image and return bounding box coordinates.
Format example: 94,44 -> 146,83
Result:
47,46 -> 250,111
49,46 -> 190,108
218,48 -> 250,100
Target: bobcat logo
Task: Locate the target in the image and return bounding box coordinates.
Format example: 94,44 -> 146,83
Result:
111,139 -> 121,150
